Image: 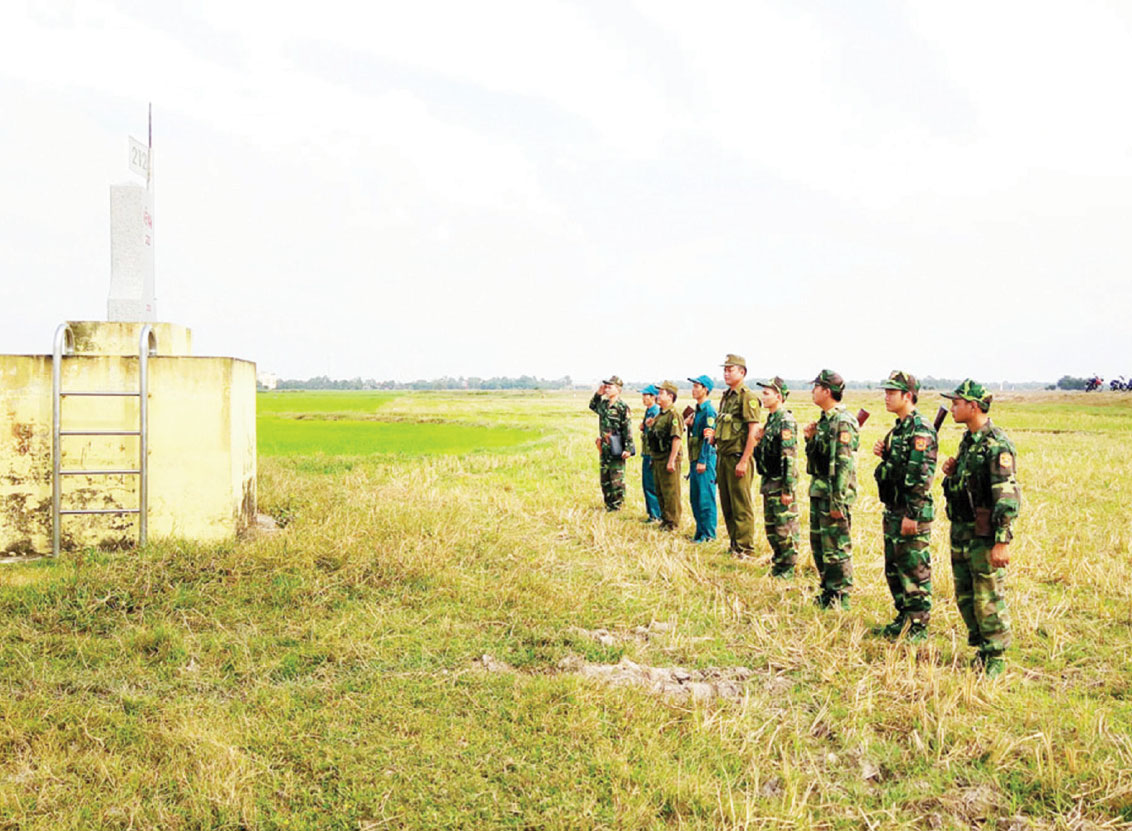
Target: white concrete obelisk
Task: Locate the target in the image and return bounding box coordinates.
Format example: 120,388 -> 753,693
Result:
108,107 -> 156,322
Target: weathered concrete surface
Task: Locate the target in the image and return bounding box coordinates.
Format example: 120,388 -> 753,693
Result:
67,321 -> 190,357
0,323 -> 255,554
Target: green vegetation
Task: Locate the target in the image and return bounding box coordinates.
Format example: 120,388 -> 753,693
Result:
257,391 -> 542,459
2,390 -> 1131,829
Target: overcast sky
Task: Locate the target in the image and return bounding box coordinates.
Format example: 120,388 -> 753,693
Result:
2,0 -> 1131,383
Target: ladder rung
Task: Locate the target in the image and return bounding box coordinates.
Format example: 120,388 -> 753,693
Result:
59,508 -> 140,516
60,469 -> 141,476
60,391 -> 140,397
60,430 -> 141,436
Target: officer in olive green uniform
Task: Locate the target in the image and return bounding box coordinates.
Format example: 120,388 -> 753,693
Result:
648,381 -> 684,531
753,377 -> 800,578
712,354 -> 761,558
803,370 -> 858,609
941,379 -> 1020,678
871,371 -> 937,641
588,376 -> 634,511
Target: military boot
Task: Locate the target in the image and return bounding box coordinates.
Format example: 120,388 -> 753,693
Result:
904,623 -> 928,644
871,616 -> 906,638
982,655 -> 1005,678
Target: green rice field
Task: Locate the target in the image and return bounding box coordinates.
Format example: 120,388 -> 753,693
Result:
1,389 -> 1131,829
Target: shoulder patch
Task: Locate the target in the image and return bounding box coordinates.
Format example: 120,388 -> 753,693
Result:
914,436 -> 928,452
839,430 -> 851,445
998,452 -> 1013,470
781,428 -> 793,441
707,417 -> 716,428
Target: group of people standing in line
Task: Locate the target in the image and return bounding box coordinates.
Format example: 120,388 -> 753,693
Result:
588,354 -> 1022,677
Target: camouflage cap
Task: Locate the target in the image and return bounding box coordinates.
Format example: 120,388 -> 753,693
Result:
811,369 -> 845,394
640,384 -> 659,396
687,374 -> 715,392
658,380 -> 679,396
757,376 -> 790,398
721,354 -> 747,369
941,378 -> 993,410
602,375 -> 623,387
880,370 -> 919,394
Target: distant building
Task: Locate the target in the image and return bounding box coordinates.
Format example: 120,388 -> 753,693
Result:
257,371 -> 278,390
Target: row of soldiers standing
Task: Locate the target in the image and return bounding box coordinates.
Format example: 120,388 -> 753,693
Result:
589,354 -> 1021,677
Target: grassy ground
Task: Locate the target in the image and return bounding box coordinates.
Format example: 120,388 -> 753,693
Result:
1,389 -> 1131,829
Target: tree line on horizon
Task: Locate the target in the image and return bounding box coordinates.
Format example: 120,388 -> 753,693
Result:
264,374 -> 1066,392
273,375 -> 575,391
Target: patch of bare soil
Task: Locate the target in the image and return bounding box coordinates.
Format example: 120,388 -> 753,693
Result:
558,655 -> 753,701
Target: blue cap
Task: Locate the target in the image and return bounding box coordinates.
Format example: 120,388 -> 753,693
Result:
640,384 -> 659,396
688,375 -> 714,393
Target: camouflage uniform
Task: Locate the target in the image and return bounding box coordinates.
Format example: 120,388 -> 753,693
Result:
716,356 -> 761,555
942,380 -> 1020,666
753,378 -> 799,577
874,372 -> 938,631
640,390 -> 662,522
648,387 -> 684,530
589,381 -> 634,511
805,371 -> 858,607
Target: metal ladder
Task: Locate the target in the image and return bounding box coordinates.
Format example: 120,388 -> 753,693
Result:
51,323 -> 154,557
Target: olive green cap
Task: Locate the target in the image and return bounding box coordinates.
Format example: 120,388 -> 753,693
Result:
721,354 -> 747,369
811,369 -> 845,394
757,376 -> 789,398
602,375 -> 623,388
880,370 -> 919,394
941,378 -> 993,411
658,380 -> 679,396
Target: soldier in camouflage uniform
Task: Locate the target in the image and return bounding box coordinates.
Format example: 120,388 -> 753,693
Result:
803,370 -> 858,609
711,354 -> 761,558
752,377 -> 800,578
588,376 -> 634,511
648,381 -> 684,531
871,371 -> 937,641
941,379 -> 1020,678
639,385 -> 663,523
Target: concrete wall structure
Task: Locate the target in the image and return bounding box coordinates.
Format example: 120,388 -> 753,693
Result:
108,184 -> 156,322
0,322 -> 255,555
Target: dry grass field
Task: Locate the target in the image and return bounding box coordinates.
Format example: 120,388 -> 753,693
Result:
1,389 -> 1130,829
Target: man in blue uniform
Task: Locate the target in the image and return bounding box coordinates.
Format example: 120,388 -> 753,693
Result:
685,375 -> 718,542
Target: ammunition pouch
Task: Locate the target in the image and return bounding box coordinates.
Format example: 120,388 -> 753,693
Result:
943,476 -> 975,522
650,421 -> 673,457
974,507 -> 993,537
874,462 -> 898,507
807,439 -> 830,477
716,413 -> 736,443
756,441 -> 781,478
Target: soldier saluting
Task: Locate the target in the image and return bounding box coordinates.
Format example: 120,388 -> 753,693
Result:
871,371 -> 937,642
940,379 -> 1020,678
588,376 -> 634,511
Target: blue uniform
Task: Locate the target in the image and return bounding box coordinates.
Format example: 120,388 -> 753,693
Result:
688,401 -> 718,541
641,403 -> 662,521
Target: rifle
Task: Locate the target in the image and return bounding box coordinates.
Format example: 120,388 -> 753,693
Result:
933,404 -> 948,432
